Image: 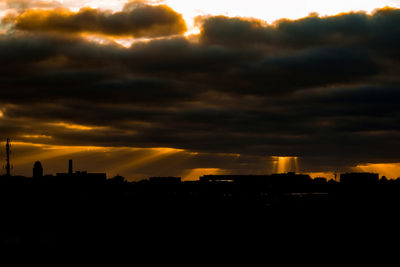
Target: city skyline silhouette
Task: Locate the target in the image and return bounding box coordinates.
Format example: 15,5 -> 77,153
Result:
2,144 -> 400,249
1,1 -> 400,250
3,138 -> 400,181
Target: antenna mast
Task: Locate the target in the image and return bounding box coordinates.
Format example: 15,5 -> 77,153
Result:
5,138 -> 11,177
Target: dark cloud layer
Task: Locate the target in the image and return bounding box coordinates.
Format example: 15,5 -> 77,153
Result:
1,7 -> 400,176
199,8 -> 400,50
5,2 -> 187,37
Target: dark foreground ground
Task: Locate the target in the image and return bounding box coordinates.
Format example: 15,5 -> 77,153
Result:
1,179 -> 399,255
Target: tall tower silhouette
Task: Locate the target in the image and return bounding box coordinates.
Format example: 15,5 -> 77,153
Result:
33,161 -> 43,178
5,138 -> 11,177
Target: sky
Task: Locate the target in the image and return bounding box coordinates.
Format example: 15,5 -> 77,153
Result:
1,0 -> 400,180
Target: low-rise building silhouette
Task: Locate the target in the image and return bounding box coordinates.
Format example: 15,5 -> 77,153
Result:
149,177 -> 181,183
340,172 -> 379,185
56,159 -> 106,184
200,172 -> 311,185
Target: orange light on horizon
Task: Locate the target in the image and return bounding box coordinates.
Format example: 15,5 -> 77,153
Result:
6,141 -> 188,177
9,141 -> 111,165
308,172 -> 335,180
354,163 -> 400,179
182,168 -> 225,181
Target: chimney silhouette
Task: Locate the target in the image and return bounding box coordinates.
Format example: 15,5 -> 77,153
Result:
68,159 -> 73,175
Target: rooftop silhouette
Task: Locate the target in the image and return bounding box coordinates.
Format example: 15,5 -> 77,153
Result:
1,140 -> 400,250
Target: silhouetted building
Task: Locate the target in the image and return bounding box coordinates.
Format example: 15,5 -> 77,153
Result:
68,159 -> 73,175
56,160 -> 106,184
340,172 -> 379,185
200,173 -> 311,185
56,171 -> 106,184
200,175 -> 235,183
33,161 -> 43,178
107,175 -> 126,184
313,177 -> 327,184
149,177 -> 181,183
268,172 -> 312,185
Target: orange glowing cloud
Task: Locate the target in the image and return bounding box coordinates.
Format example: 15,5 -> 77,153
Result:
20,134 -> 52,139
12,3 -> 187,37
49,122 -> 98,131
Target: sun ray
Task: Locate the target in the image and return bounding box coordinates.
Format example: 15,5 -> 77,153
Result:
10,141 -> 108,166
108,147 -> 184,173
272,156 -> 299,173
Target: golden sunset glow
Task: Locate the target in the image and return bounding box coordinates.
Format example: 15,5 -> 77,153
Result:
71,0 -> 398,22
20,134 -> 52,139
3,1 -> 398,37
182,168 -> 225,181
11,141 -> 106,150
10,141 -> 108,166
273,156 -> 299,173
3,140 -> 235,180
309,172 -> 336,180
2,1 -> 400,180
164,0 -> 399,36
110,147 -> 184,173
355,163 -> 400,179
7,141 -> 189,179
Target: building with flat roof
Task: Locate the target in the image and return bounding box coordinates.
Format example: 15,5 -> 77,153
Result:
149,177 -> 181,183
56,159 -> 106,184
340,172 -> 379,185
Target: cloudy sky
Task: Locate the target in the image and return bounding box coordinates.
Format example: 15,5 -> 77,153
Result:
1,0 -> 400,180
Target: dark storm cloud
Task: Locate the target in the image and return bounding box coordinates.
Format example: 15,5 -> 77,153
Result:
198,8 -> 400,50
1,7 -> 400,174
6,2 -> 187,37
197,15 -> 271,47
230,47 -> 378,94
0,33 -> 71,65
